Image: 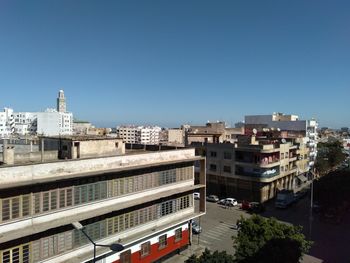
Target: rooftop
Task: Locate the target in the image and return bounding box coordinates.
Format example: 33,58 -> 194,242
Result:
40,135 -> 122,141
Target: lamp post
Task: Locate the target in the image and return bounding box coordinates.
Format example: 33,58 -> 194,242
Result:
72,222 -> 124,263
308,169 -> 317,239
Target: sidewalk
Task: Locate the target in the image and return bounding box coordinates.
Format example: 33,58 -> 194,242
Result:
163,243 -> 206,263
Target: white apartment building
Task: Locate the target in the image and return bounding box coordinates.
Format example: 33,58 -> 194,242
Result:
1,90 -> 73,137
307,119 -> 318,167
36,109 -> 73,136
13,112 -> 38,135
117,126 -> 162,145
0,108 -> 14,138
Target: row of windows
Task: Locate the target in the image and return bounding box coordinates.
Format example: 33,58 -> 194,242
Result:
116,228 -> 183,263
209,164 -> 232,173
0,195 -> 193,263
209,151 -> 232,160
0,167 -> 193,224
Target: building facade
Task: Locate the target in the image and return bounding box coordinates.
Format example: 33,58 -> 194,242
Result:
0,108 -> 14,138
0,138 -> 205,263
0,91 -> 73,137
117,126 -> 162,145
205,134 -> 308,202
36,109 -> 73,136
245,113 -> 318,170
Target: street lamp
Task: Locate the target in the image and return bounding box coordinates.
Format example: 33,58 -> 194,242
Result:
72,222 -> 124,263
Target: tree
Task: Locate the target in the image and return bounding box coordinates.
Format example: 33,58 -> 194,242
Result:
185,248 -> 235,263
233,215 -> 312,263
315,141 -> 346,175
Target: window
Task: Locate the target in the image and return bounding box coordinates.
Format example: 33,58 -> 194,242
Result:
209,164 -> 217,171
140,241 -> 150,257
281,166 -> 284,172
210,151 -> 217,157
161,201 -> 174,216
223,166 -> 231,173
280,153 -> 284,159
120,250 -> 131,263
1,195 -> 31,223
175,228 -> 182,242
159,234 -> 167,249
1,244 -> 30,263
223,152 -> 232,160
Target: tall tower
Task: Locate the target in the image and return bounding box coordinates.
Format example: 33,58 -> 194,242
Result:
57,90 -> 66,112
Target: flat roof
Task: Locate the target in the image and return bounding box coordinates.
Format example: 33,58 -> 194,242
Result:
40,135 -> 122,141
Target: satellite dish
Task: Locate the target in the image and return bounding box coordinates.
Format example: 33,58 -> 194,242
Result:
253,128 -> 257,135
281,138 -> 286,144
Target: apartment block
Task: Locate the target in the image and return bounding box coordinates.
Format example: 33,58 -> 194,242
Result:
245,113 -> 318,170
205,133 -> 308,202
1,90 -> 73,137
117,126 -> 162,145
0,137 -> 205,263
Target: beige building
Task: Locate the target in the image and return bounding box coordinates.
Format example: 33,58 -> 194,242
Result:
205,134 -> 308,202
0,137 -> 205,263
167,129 -> 184,145
166,122 -> 243,146
41,136 -> 125,159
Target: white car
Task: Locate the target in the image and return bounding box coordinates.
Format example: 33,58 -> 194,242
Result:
193,192 -> 200,200
220,198 -> 238,206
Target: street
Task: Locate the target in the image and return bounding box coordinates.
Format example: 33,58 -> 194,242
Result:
166,194 -> 350,263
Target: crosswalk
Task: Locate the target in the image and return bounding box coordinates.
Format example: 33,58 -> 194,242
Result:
197,221 -> 234,246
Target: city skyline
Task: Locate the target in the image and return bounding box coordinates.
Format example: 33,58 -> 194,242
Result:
1,1 -> 349,128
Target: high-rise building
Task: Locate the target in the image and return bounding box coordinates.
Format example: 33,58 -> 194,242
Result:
0,137 -> 206,263
57,90 -> 66,113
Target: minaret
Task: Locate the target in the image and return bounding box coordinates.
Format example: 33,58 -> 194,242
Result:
57,90 -> 66,112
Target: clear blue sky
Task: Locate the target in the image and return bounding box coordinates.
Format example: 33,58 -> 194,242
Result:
0,1 -> 349,128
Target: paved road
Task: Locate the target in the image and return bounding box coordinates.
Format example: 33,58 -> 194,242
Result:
262,195 -> 350,263
193,201 -> 247,254
166,196 -> 348,263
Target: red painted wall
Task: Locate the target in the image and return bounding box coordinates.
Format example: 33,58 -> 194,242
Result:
112,229 -> 189,263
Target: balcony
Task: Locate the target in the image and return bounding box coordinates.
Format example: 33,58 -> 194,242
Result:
236,166 -> 280,178
288,156 -> 297,162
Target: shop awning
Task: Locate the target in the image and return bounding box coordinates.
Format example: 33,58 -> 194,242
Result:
297,174 -> 308,183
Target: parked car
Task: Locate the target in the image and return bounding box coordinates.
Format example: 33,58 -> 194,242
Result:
193,192 -> 200,200
275,190 -> 294,208
241,200 -> 251,210
248,202 -> 265,213
218,199 -> 227,205
217,198 -> 238,206
191,221 -> 202,234
206,195 -> 219,202
224,198 -> 238,207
